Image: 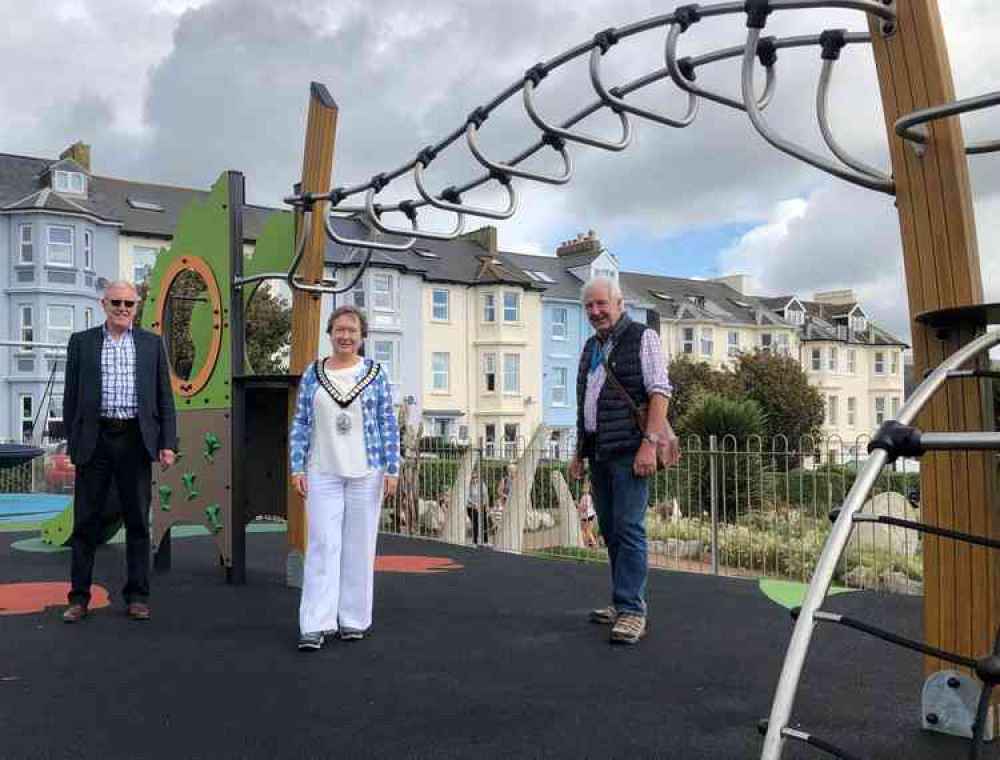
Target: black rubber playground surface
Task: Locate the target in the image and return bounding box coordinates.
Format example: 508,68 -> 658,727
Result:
1,527 -> 995,759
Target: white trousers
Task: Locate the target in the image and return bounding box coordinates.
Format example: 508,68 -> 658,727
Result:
299,469 -> 384,635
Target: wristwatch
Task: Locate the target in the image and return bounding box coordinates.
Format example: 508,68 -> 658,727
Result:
642,432 -> 664,445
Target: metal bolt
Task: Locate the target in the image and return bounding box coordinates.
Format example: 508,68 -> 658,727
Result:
926,713 -> 939,725
947,677 -> 961,689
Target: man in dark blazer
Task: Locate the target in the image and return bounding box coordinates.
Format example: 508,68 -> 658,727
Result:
62,280 -> 177,623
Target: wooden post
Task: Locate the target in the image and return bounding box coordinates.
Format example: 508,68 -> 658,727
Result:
286,82 -> 338,586
868,1 -> 1000,695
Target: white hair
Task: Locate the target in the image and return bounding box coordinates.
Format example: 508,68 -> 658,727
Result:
102,279 -> 140,297
581,275 -> 622,304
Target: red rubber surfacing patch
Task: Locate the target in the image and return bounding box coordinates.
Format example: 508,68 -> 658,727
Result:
0,582 -> 110,616
375,556 -> 463,574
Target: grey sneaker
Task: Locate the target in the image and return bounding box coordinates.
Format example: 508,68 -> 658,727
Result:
610,613 -> 647,645
588,604 -> 618,625
339,628 -> 364,641
298,631 -> 325,651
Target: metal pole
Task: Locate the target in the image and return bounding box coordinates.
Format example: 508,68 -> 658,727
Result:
710,434 -> 720,576
228,170 -> 247,584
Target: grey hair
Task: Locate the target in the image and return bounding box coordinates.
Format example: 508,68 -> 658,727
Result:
581,275 -> 622,304
102,280 -> 140,297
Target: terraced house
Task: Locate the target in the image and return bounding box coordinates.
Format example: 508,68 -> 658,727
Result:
0,142 -> 905,455
0,143 -> 270,444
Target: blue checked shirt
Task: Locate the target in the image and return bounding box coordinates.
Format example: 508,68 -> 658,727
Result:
100,325 -> 138,419
289,359 -> 401,477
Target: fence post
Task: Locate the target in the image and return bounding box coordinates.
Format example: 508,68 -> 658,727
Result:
709,434 -> 720,576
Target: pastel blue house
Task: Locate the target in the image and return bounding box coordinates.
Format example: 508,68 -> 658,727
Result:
0,149 -> 121,442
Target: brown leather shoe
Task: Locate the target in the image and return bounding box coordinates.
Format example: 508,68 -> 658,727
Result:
126,602 -> 150,621
63,603 -> 88,623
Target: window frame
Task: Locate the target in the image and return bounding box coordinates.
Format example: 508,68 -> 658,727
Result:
372,339 -> 397,384
19,394 -> 34,442
828,347 -> 838,373
371,272 -> 397,312
874,351 -> 886,375
83,229 -> 94,270
482,293 -> 496,323
551,366 -> 568,406
727,330 -> 740,357
431,352 -> 450,392
502,353 -> 520,395
847,396 -> 856,426
811,348 -> 821,371
682,327 -> 695,355
847,349 -> 856,374
18,223 -> 33,264
700,327 -> 714,357
551,307 -> 568,340
431,288 -> 450,321
19,305 -> 34,343
483,352 -> 497,393
46,305 -> 74,345
502,291 -> 520,323
46,225 -> 75,267
874,396 -> 886,426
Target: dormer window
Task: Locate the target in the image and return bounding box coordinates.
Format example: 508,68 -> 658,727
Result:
593,268 -> 616,281
53,170 -> 86,195
127,198 -> 164,212
686,295 -> 706,309
851,314 -> 867,332
785,307 -> 804,325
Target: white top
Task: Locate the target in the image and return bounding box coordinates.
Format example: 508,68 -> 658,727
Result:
310,359 -> 370,478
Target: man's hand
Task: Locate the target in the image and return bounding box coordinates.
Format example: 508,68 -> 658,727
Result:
292,474 -> 307,498
633,441 -> 657,478
384,475 -> 399,498
158,449 -> 175,469
569,457 -> 585,480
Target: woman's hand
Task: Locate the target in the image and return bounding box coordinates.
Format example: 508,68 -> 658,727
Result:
384,475 -> 399,498
292,474 -> 307,498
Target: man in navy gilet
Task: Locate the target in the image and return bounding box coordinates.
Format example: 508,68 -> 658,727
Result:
570,276 -> 678,645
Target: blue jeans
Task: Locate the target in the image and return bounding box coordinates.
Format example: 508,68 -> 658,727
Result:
590,452 -> 650,616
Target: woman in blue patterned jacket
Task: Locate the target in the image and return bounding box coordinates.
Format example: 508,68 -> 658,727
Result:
289,305 -> 400,650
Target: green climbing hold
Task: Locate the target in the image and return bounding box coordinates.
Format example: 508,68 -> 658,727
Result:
204,432 -> 222,462
204,504 -> 223,534
158,485 -> 172,511
182,471 -> 199,501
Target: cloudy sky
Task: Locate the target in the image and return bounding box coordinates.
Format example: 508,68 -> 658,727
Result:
2,0 -> 999,342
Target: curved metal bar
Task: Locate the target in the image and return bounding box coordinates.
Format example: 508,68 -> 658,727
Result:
364,188 -> 467,241
466,122 -> 573,185
522,78 -> 632,152
413,160 -> 518,220
324,209 -> 415,252
761,328 -> 1000,760
665,23 -> 776,113
769,0 -> 896,23
741,28 -> 894,194
817,59 -> 891,181
895,90 -> 1000,155
234,209 -> 313,289
589,44 -> 698,128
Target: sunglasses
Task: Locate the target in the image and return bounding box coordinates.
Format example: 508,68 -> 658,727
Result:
106,299 -> 137,308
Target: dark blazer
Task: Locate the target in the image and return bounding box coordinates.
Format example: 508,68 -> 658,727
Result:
62,325 -> 178,466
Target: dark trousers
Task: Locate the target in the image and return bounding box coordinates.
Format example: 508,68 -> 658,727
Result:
69,420 -> 153,605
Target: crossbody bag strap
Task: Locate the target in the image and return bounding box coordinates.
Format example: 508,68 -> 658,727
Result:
601,356 -> 643,431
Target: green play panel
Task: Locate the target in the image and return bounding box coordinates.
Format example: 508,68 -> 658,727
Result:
758,578 -> 855,610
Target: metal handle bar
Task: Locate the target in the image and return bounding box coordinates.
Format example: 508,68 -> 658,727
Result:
589,42 -> 698,128
466,122 -> 574,185
364,187 -> 466,241
895,90 -> 1000,155
413,160 -> 519,220
324,208 -> 415,252
742,28 -> 894,194
762,327 -> 1000,760
817,58 -> 892,181
522,78 -> 633,151
666,22 -> 777,113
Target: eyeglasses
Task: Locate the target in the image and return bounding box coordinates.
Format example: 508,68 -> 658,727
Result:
106,299 -> 137,308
